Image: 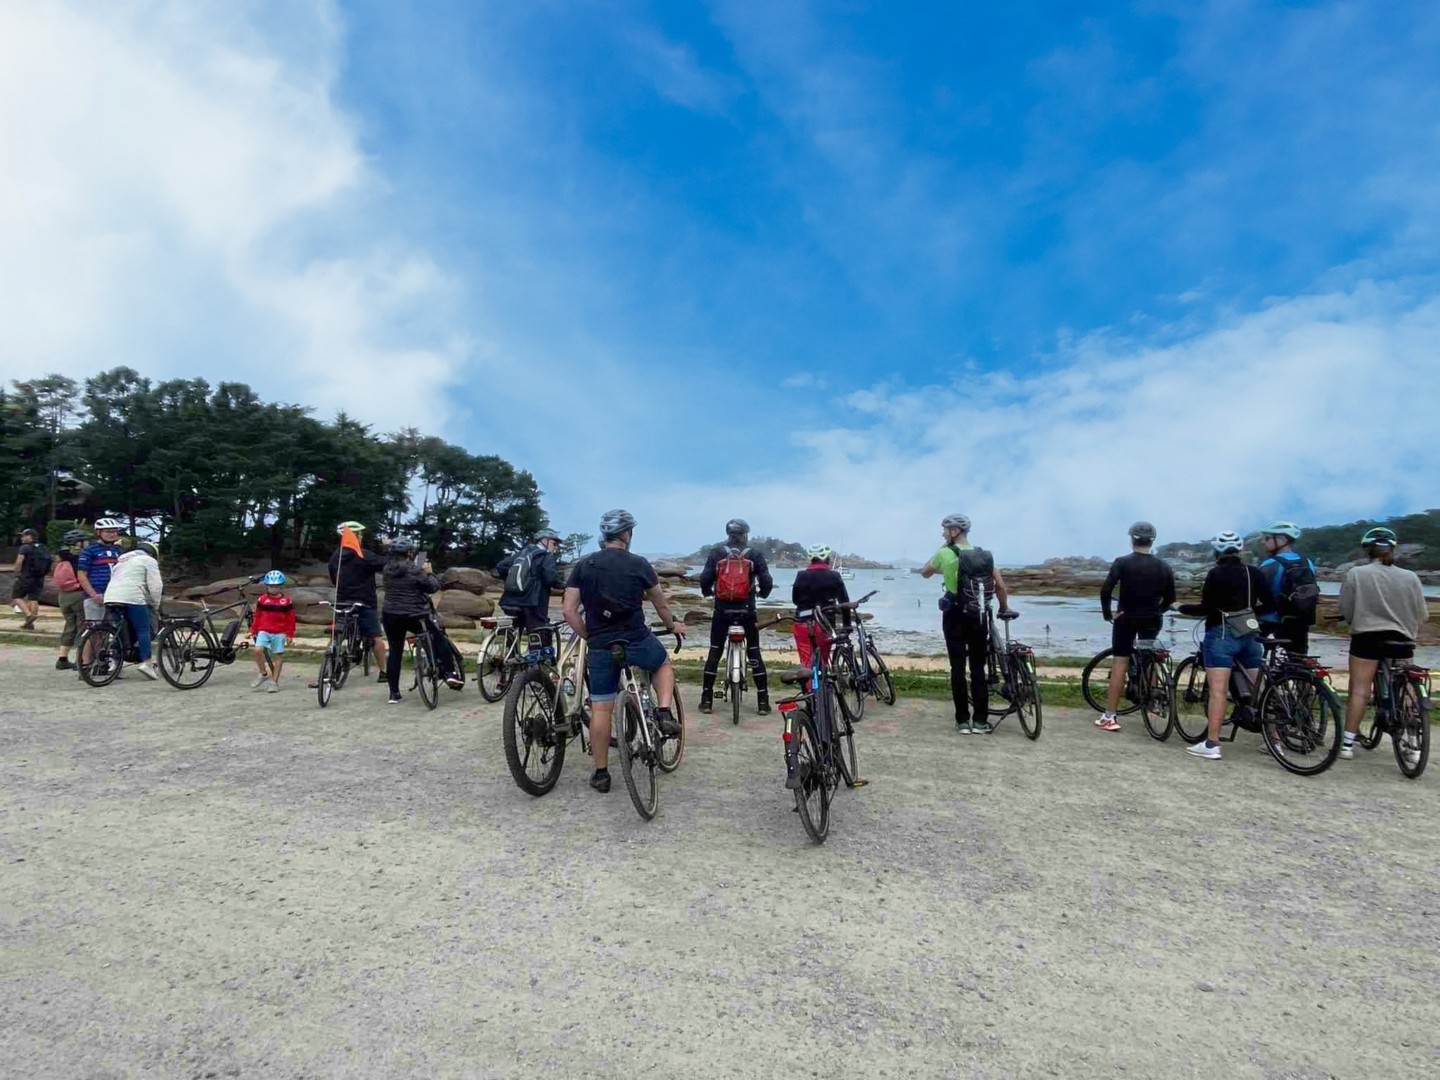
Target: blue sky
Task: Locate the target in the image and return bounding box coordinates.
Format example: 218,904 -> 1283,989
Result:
2,1 -> 1438,561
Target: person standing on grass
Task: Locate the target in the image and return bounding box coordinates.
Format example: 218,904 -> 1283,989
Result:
251,571 -> 297,693
1096,521 -> 1176,733
12,527 -> 53,630
52,529 -> 89,670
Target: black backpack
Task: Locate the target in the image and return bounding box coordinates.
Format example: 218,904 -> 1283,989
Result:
949,545 -> 995,618
1274,553 -> 1320,624
26,546 -> 53,577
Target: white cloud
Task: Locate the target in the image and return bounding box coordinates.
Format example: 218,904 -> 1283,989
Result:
635,283 -> 1440,562
0,0 -> 464,427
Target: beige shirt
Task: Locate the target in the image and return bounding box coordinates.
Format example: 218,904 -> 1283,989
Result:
1339,561 -> 1428,639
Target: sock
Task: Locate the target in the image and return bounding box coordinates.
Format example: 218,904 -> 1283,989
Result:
594,766 -> 608,775
1343,731 -> 1356,745
1205,739 -> 1218,748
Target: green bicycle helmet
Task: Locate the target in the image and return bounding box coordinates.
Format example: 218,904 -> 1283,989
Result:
337,520 -> 366,534
1361,526 -> 1398,549
1262,520 -> 1302,540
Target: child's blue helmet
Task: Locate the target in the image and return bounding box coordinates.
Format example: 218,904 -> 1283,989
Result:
263,570 -> 287,587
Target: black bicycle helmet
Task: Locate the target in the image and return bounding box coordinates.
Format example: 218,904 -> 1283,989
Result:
725,518 -> 749,538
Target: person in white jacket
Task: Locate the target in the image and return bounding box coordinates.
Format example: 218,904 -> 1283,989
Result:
102,540 -> 164,680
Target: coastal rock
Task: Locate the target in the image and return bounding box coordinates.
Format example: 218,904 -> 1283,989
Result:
438,567 -> 495,595
437,590 -> 494,619
651,559 -> 693,580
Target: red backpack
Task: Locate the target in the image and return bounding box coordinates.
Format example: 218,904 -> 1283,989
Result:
714,549 -> 754,602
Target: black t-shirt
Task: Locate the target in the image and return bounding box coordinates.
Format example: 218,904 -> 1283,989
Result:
567,547 -> 658,646
1100,551 -> 1177,620
792,565 -> 850,615
18,543 -> 49,581
329,548 -> 387,606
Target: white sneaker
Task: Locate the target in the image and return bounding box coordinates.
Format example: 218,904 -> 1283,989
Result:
251,674 -> 268,689
1185,741 -> 1222,760
266,682 -> 280,694
1339,743 -> 1355,760
1257,740 -> 1284,758
140,664 -> 160,681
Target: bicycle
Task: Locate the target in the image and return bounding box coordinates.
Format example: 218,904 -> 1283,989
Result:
314,600 -> 373,708
1172,620 -> 1344,776
714,609 -> 755,726
826,591 -> 897,724
778,605 -> 859,844
1355,658 -> 1432,779
476,615 -> 522,702
75,604 -> 168,688
404,596 -> 465,711
612,632 -> 686,821
978,606 -> 1042,739
1080,634 -> 1176,741
152,580 -> 262,690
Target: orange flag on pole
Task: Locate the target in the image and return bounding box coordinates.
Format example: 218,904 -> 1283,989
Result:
339,526 -> 363,558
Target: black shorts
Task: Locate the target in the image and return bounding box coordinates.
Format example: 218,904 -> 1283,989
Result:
1349,631 -> 1415,662
14,577 -> 44,602
350,605 -> 381,639
1111,616 -> 1162,658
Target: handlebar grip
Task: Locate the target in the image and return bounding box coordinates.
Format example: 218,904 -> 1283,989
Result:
672,631 -> 684,655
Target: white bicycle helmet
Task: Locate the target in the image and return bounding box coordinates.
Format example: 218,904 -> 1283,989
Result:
93,517 -> 123,531
1211,530 -> 1245,555
942,513 -> 971,532
336,520 -> 366,534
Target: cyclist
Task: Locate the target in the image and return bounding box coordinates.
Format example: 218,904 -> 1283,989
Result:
1257,521 -> 1320,656
11,527 -> 51,630
102,539 -> 164,681
791,544 -> 848,667
1337,526 -> 1428,759
76,518 -> 127,666
1179,531 -> 1274,760
380,540 -> 439,704
53,529 -> 89,670
1096,521 -> 1176,732
921,513 -> 1011,733
496,528 -> 563,632
326,520 -> 388,683
251,570 -> 297,692
562,509 -> 685,794
698,517 -> 775,715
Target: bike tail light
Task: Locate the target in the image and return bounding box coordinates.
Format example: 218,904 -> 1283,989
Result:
781,729 -> 792,743
1407,667 -> 1431,683
480,618 -> 497,629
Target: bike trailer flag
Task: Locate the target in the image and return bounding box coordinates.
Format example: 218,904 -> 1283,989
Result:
339,526 -> 363,558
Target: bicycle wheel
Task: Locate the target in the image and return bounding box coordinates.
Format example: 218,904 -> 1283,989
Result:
155,622 -> 217,690
659,685 -> 686,773
1392,680 -> 1429,779
1357,684 -> 1385,750
840,646 -> 866,724
866,642 -> 897,706
830,683 -> 858,788
617,695 -> 659,820
1173,656 -> 1210,744
1259,673 -> 1343,777
77,624 -> 124,688
793,719 -> 830,845
316,652 -> 336,707
362,639 -> 371,677
731,672 -> 742,727
1014,652 -> 1043,740
502,668 -> 567,795
1139,658 -> 1176,742
478,631 -> 510,702
332,639 -> 352,690
1080,649 -> 1142,715
416,638 -> 439,710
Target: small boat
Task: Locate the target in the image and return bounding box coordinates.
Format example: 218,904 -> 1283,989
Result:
834,554 -> 855,579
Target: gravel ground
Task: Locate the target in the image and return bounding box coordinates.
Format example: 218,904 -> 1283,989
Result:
2,645 -> 1438,1079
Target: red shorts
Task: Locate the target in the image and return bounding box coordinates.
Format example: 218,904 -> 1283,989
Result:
793,622 -> 832,667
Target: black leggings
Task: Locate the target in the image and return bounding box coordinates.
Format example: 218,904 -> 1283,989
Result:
382,613 -> 426,696
943,607 -> 990,724
702,610 -> 768,695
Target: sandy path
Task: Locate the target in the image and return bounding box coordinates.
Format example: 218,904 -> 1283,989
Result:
2,647 -> 1436,1078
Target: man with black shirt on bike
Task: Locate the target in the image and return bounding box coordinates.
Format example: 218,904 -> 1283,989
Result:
1096,521 -> 1176,733
698,517 -> 775,715
326,520 -> 388,684
921,514 -> 1011,733
563,510 -> 685,794
496,528 -> 562,633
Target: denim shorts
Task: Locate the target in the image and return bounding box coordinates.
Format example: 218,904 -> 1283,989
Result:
587,634 -> 669,703
255,631 -> 288,654
350,606 -> 382,639
1202,627 -> 1264,670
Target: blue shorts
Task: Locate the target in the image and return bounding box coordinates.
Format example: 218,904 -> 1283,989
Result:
587,635 -> 669,703
1202,627 -> 1263,670
255,631 -> 288,654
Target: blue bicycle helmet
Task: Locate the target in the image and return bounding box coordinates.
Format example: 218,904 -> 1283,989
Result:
263,570 -> 287,587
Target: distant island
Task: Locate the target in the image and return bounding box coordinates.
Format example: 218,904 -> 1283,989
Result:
680,536 -> 893,570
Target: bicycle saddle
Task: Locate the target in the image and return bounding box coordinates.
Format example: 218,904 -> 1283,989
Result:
998,609 -> 1021,621
779,668 -> 810,686
1261,636 -> 1292,649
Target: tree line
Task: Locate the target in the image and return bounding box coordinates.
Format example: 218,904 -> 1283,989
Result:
1156,510 -> 1440,570
1,368 -> 584,569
